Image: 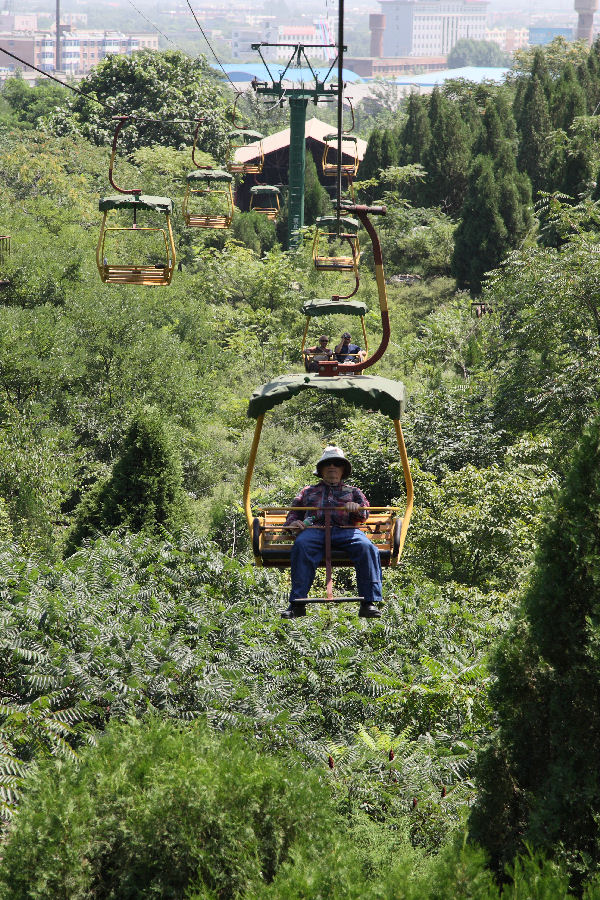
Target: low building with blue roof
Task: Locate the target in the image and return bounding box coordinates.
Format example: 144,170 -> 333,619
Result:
214,63 -> 363,85
395,66 -> 510,91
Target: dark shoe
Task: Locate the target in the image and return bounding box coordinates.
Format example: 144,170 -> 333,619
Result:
280,604 -> 306,619
358,603 -> 382,619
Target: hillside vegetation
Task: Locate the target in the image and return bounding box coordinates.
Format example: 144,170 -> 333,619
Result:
0,41 -> 599,896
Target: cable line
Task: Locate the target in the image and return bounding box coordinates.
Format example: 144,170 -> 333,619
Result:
183,0 -> 239,94
0,48 -> 225,126
0,46 -> 116,111
125,0 -> 176,46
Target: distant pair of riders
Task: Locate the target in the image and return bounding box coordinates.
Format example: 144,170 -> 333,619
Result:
304,331 -> 366,372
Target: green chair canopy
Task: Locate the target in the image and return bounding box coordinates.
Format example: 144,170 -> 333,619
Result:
323,133 -> 358,143
228,129 -> 264,142
302,298 -> 368,317
186,169 -> 233,183
250,185 -> 281,196
248,374 -> 405,421
315,215 -> 360,232
98,194 -> 173,214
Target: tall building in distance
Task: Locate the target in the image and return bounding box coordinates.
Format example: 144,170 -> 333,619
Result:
575,0 -> 599,43
378,0 -> 488,57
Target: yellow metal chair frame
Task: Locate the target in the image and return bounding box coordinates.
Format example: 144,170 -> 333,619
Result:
243,378 -> 413,571
97,116 -> 176,285
0,235 -> 10,265
322,134 -> 359,178
228,130 -> 265,175
249,186 -> 281,221
182,173 -> 235,229
300,301 -> 369,372
96,212 -> 176,286
313,216 -> 360,274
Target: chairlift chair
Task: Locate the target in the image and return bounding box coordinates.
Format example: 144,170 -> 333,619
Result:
182,169 -> 235,228
313,215 -> 360,274
97,195 -> 176,286
301,298 -> 368,372
0,235 -> 10,289
250,184 -> 281,221
0,235 -> 10,265
322,133 -> 359,178
243,375 -> 413,609
97,116 -> 177,285
228,129 -> 265,175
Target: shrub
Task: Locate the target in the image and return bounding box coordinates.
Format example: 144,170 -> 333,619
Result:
65,405 -> 190,553
0,718 -> 339,899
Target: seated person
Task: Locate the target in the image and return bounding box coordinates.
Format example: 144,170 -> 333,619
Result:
280,445 -> 382,620
303,335 -> 333,372
334,331 -> 366,364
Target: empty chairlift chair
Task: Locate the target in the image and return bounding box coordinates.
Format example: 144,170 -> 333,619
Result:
227,129 -> 265,175
322,133 -> 359,178
183,169 -> 235,229
313,215 -> 360,275
249,185 -> 281,221
96,194 -> 176,286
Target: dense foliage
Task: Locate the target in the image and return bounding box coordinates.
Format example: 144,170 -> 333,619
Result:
1,38 -> 600,896
471,418 -> 600,887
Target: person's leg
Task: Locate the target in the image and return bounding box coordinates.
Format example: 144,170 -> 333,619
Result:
331,528 -> 383,615
281,528 -> 325,618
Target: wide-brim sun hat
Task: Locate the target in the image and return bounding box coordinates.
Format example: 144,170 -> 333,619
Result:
314,445 -> 352,479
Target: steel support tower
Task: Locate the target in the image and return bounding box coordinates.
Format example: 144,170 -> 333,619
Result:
250,43 -> 343,248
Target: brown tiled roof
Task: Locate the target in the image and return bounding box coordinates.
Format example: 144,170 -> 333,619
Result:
234,117 -> 367,164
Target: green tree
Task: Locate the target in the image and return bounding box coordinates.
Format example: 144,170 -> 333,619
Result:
423,90 -> 471,214
516,75 -> 553,195
231,211 -> 277,254
49,50 -> 230,158
551,63 -> 586,131
470,418 -> 600,887
447,38 -> 510,67
380,127 -> 399,169
452,155 -> 508,294
359,127 -> 384,182
1,75 -> 68,128
399,92 -> 432,164
66,406 -> 190,552
304,150 -> 330,225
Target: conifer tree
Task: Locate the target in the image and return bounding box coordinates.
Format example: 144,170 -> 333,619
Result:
304,151 -> 330,225
380,128 -> 399,169
494,142 -> 533,241
469,418 -> 600,887
65,406 -> 190,553
399,92 -> 431,164
585,38 -> 600,110
359,128 -> 384,182
551,63 -> 586,131
517,76 -> 553,195
474,104 -> 504,157
530,47 -> 553,103
423,95 -> 471,214
452,155 -> 508,293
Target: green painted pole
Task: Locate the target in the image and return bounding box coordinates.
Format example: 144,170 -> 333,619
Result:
287,96 -> 308,249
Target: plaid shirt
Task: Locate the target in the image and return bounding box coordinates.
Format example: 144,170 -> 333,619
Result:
285,481 -> 369,527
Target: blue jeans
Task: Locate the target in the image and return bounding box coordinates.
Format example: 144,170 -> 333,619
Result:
289,526 -> 383,605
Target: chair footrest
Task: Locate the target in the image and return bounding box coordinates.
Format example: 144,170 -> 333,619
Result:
292,596 -> 365,604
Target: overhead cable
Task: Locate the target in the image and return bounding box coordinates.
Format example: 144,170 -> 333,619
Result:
126,0 -> 176,45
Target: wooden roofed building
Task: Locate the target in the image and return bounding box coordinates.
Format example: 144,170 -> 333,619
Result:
233,117 -> 367,212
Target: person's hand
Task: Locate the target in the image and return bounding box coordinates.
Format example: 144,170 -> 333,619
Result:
345,501 -> 360,514
288,520 -> 305,534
